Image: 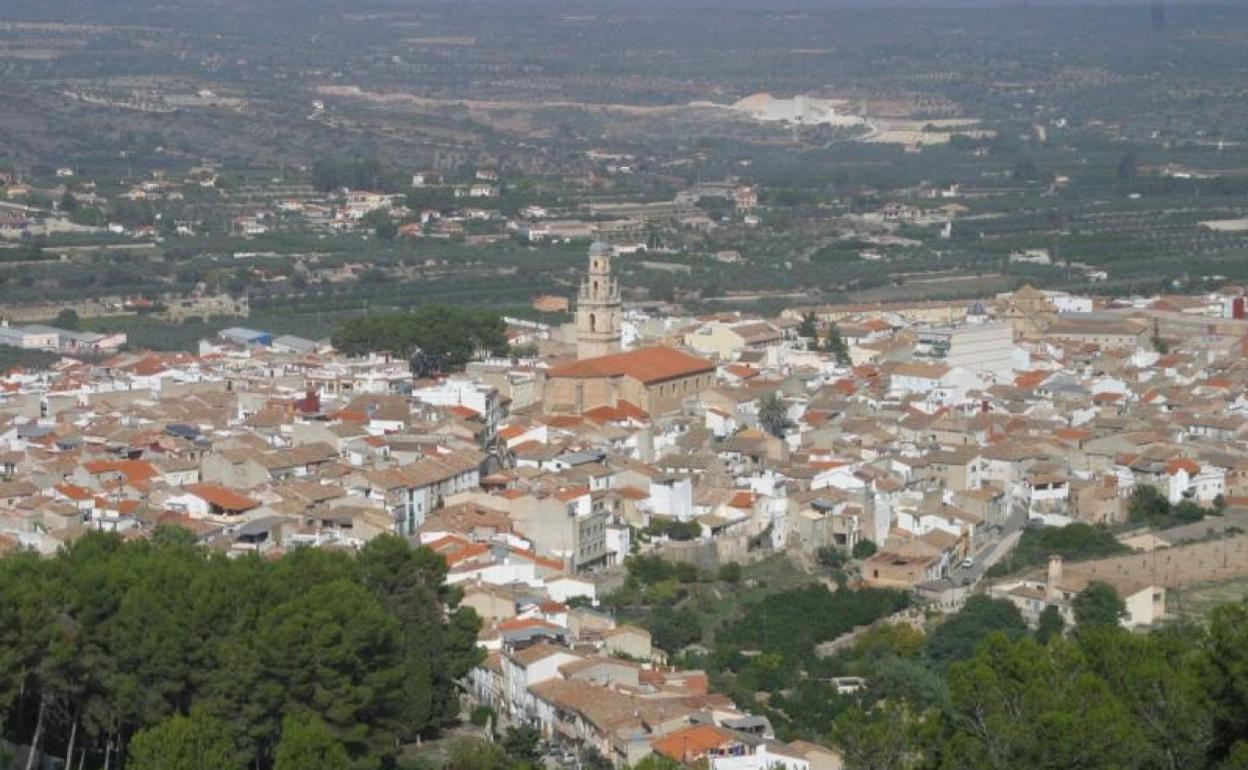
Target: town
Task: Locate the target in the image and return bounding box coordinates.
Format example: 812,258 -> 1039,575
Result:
4,0 -> 1248,768
3,237 -> 1248,768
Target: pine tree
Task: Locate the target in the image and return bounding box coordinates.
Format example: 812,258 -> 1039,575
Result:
824,322 -> 851,365
274,713 -> 349,770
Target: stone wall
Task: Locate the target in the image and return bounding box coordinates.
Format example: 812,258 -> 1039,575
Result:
1068,535 -> 1248,588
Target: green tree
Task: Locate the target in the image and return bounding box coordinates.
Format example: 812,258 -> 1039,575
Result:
1128,484 -> 1172,525
260,579 -> 406,762
758,391 -> 791,438
632,754 -> 684,770
580,746 -> 614,770
1034,605 -> 1065,644
1174,500 -> 1208,525
650,604 -> 703,654
717,561 -> 743,585
1077,624 -> 1214,769
797,311 -> 819,348
831,700 -> 924,770
274,712 -> 349,770
1013,157 -> 1041,182
1118,149 -> 1139,180
824,322 -> 851,365
940,634 -> 1146,768
357,536 -> 483,734
1073,582 -> 1127,629
817,546 -> 848,569
363,208 -> 398,240
447,738 -> 513,770
647,518 -> 701,542
853,622 -> 925,660
54,308 -> 81,330
925,596 -> 1027,666
332,307 -> 509,369
988,522 -> 1128,577
624,554 -> 678,586
852,539 -> 878,560
150,523 -> 197,548
501,723 -> 542,764
1207,601 -> 1248,763
127,712 -> 245,770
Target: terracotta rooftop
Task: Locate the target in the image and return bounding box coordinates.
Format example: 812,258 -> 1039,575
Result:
185,483 -> 260,512
652,724 -> 740,763
547,347 -> 713,385
83,459 -> 161,484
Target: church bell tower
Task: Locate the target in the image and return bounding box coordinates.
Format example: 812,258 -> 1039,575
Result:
576,241 -> 622,359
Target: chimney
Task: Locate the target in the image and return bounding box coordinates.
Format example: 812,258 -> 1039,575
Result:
1046,554 -> 1063,603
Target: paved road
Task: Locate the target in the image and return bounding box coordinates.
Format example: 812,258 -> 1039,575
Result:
926,503 -> 1028,592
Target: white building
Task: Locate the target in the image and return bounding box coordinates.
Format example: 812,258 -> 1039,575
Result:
712,744 -> 810,770
915,322 -> 1014,378
0,324 -> 60,351
412,377 -> 502,442
649,476 -> 694,521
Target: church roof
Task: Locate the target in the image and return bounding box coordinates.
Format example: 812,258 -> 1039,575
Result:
548,347 -> 714,385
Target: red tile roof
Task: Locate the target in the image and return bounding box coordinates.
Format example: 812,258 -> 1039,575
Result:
811,460 -> 848,471
497,617 -> 560,633
508,548 -> 565,572
613,485 -> 649,501
1014,370 -> 1048,389
542,415 -> 584,429
56,483 -> 93,501
583,400 -> 651,424
1053,427 -> 1092,443
728,491 -> 755,509
186,483 -> 259,512
652,725 -> 739,763
83,459 -> 160,484
1166,458 -> 1200,476
498,424 -> 529,441
724,364 -> 759,380
554,486 -> 590,502
547,347 -> 713,385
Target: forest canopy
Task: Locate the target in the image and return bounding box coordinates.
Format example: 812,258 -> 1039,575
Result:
0,530 -> 482,770
331,306 -> 510,369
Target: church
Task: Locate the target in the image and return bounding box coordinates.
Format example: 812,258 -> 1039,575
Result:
544,243 -> 715,415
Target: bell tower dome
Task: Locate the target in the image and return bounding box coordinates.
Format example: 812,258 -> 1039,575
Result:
576,241 -> 622,359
